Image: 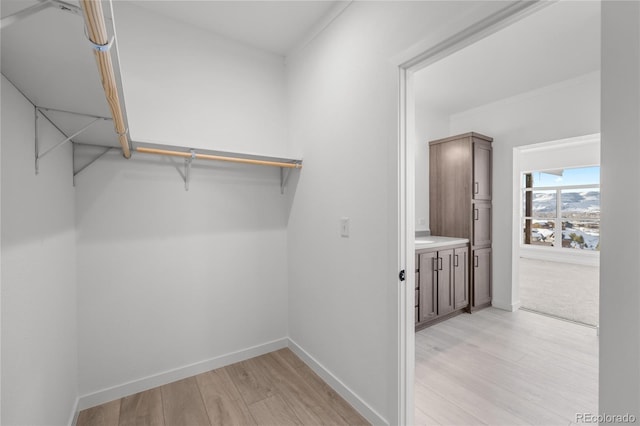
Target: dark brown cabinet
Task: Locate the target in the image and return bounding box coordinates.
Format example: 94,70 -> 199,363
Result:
436,248 -> 454,317
473,202 -> 492,247
453,247 -> 469,310
416,244 -> 469,330
418,251 -> 438,323
429,132 -> 493,312
473,247 -> 492,307
473,141 -> 492,201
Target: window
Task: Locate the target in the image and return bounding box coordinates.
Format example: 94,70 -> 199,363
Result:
522,166 -> 600,251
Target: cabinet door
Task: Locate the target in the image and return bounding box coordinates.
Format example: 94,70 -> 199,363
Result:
473,248 -> 492,307
430,139 -> 472,238
453,247 -> 469,310
473,202 -> 492,247
473,141 -> 492,201
437,249 -> 454,316
419,251 -> 438,322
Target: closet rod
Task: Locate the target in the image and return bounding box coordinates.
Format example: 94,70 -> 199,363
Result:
136,147 -> 303,169
80,0 -> 131,158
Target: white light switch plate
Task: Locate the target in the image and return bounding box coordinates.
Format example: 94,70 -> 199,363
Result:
340,217 -> 350,237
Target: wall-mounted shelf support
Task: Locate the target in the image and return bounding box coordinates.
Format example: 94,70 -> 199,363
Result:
73,144 -> 114,186
280,167 -> 292,195
135,145 -> 302,194
34,106 -> 109,174
184,150 -> 196,191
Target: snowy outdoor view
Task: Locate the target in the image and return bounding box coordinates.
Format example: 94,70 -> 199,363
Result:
522,166 -> 600,251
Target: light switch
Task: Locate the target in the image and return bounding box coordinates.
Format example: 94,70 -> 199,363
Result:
340,217 -> 350,238
418,217 -> 426,226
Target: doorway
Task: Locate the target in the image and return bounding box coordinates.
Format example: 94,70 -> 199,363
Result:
398,1 -> 601,424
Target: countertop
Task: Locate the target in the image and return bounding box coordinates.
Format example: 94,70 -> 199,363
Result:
415,235 -> 469,250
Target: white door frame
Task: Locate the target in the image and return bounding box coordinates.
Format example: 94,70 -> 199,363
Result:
395,2 -> 551,424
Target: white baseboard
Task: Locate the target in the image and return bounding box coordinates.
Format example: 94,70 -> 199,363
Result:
492,299 -> 522,312
77,337 -> 288,411
287,338 -> 388,426
68,397 -> 79,426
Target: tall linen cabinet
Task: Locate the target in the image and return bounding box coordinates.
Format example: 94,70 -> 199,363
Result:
429,132 -> 493,311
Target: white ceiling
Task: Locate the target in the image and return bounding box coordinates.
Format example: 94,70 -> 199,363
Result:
129,1 -> 345,56
414,1 -> 601,116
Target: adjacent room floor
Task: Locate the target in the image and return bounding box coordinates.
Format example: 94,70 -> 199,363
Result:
415,308 -> 598,425
519,257 -> 599,326
77,348 -> 369,426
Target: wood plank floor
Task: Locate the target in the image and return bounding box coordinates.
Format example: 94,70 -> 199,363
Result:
77,348 -> 369,426
415,308 -> 598,426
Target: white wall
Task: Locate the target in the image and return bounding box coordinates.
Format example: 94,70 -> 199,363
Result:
75,149 -> 289,400
285,2 -> 517,423
114,2 -> 288,157
1,75 -> 78,425
73,3 -> 293,403
449,71 -> 600,310
600,1 -> 640,418
518,136 -> 600,173
414,106 -> 450,232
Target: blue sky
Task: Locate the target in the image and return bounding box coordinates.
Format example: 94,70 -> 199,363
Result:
529,166 -> 600,187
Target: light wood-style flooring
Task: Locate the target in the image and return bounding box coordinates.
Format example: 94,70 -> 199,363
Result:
519,257 -> 599,326
77,348 -> 369,426
415,308 -> 598,426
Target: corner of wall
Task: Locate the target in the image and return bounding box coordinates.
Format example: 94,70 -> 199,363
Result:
287,338 -> 388,426
492,299 -> 521,312
1,75 -> 79,426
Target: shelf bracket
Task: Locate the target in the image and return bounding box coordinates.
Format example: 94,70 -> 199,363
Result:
280,167 -> 292,195
35,107 -> 106,175
135,144 -> 302,193
184,150 -> 196,191
73,145 -> 114,186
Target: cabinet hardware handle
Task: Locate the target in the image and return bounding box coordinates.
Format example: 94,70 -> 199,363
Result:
438,257 -> 443,271
474,208 -> 479,220
454,254 -> 459,267
474,255 -> 479,268
432,257 -> 438,272
474,182 -> 479,194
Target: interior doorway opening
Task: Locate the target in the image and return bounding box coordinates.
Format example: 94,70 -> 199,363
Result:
399,1 -> 601,424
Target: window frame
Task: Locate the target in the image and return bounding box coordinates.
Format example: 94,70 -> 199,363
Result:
520,171 -> 600,252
